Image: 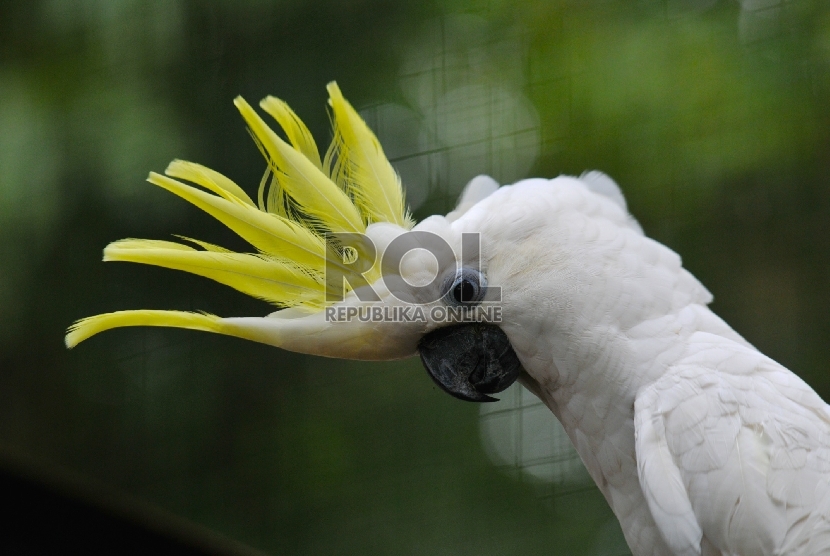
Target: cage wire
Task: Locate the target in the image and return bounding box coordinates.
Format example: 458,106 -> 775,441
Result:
360,14 -> 540,213
358,10 -> 630,554
34,0 -> 829,554
360,9 -> 588,488
359,2 -> 824,555
109,8 -> 627,551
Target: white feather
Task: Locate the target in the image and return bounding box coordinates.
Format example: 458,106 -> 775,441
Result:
453,176 -> 830,555
68,130 -> 830,555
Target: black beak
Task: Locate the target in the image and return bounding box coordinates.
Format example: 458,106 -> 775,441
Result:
417,323 -> 522,402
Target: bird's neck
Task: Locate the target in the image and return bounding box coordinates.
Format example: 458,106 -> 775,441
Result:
517,302 -> 752,553
526,302 -> 751,421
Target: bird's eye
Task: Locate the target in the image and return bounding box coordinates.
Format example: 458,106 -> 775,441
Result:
443,268 -> 487,307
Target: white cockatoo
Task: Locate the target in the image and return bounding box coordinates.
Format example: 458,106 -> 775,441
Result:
67,83 -> 830,555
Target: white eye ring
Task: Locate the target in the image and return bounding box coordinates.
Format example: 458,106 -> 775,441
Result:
443,268 -> 487,307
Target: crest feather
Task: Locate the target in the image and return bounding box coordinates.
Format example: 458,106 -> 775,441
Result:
234,96 -> 365,235
165,159 -> 256,207
104,239 -> 324,306
325,82 -> 414,229
66,311 -> 225,348
147,172 -> 328,270
67,84 -> 411,347
260,96 -> 323,170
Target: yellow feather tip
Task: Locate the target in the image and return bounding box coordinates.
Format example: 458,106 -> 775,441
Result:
65,311 -> 224,348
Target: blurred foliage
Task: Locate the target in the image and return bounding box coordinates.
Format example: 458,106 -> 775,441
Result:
1,0 -> 829,554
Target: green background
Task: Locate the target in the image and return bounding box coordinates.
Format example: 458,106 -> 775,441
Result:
2,1 -> 829,554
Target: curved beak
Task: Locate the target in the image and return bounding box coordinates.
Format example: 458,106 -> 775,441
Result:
417,323 -> 522,402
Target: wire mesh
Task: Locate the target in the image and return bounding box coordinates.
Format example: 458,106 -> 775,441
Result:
1,0 -> 829,555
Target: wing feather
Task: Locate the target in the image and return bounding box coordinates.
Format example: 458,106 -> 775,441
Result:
637,336 -> 830,555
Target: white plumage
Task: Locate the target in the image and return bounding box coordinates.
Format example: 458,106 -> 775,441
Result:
67,89 -> 830,555
463,175 -> 830,555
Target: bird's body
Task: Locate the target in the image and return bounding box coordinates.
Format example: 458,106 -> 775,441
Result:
466,177 -> 830,555
67,86 -> 830,555
464,178 -> 830,556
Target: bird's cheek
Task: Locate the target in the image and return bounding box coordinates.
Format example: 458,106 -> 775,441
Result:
417,323 -> 522,402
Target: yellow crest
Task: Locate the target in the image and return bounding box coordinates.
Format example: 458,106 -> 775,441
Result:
66,82 -> 413,348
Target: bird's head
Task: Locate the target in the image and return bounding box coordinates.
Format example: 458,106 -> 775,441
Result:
66,82 -> 529,402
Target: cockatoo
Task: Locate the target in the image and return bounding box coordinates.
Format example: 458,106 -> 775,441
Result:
67,83 -> 830,555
